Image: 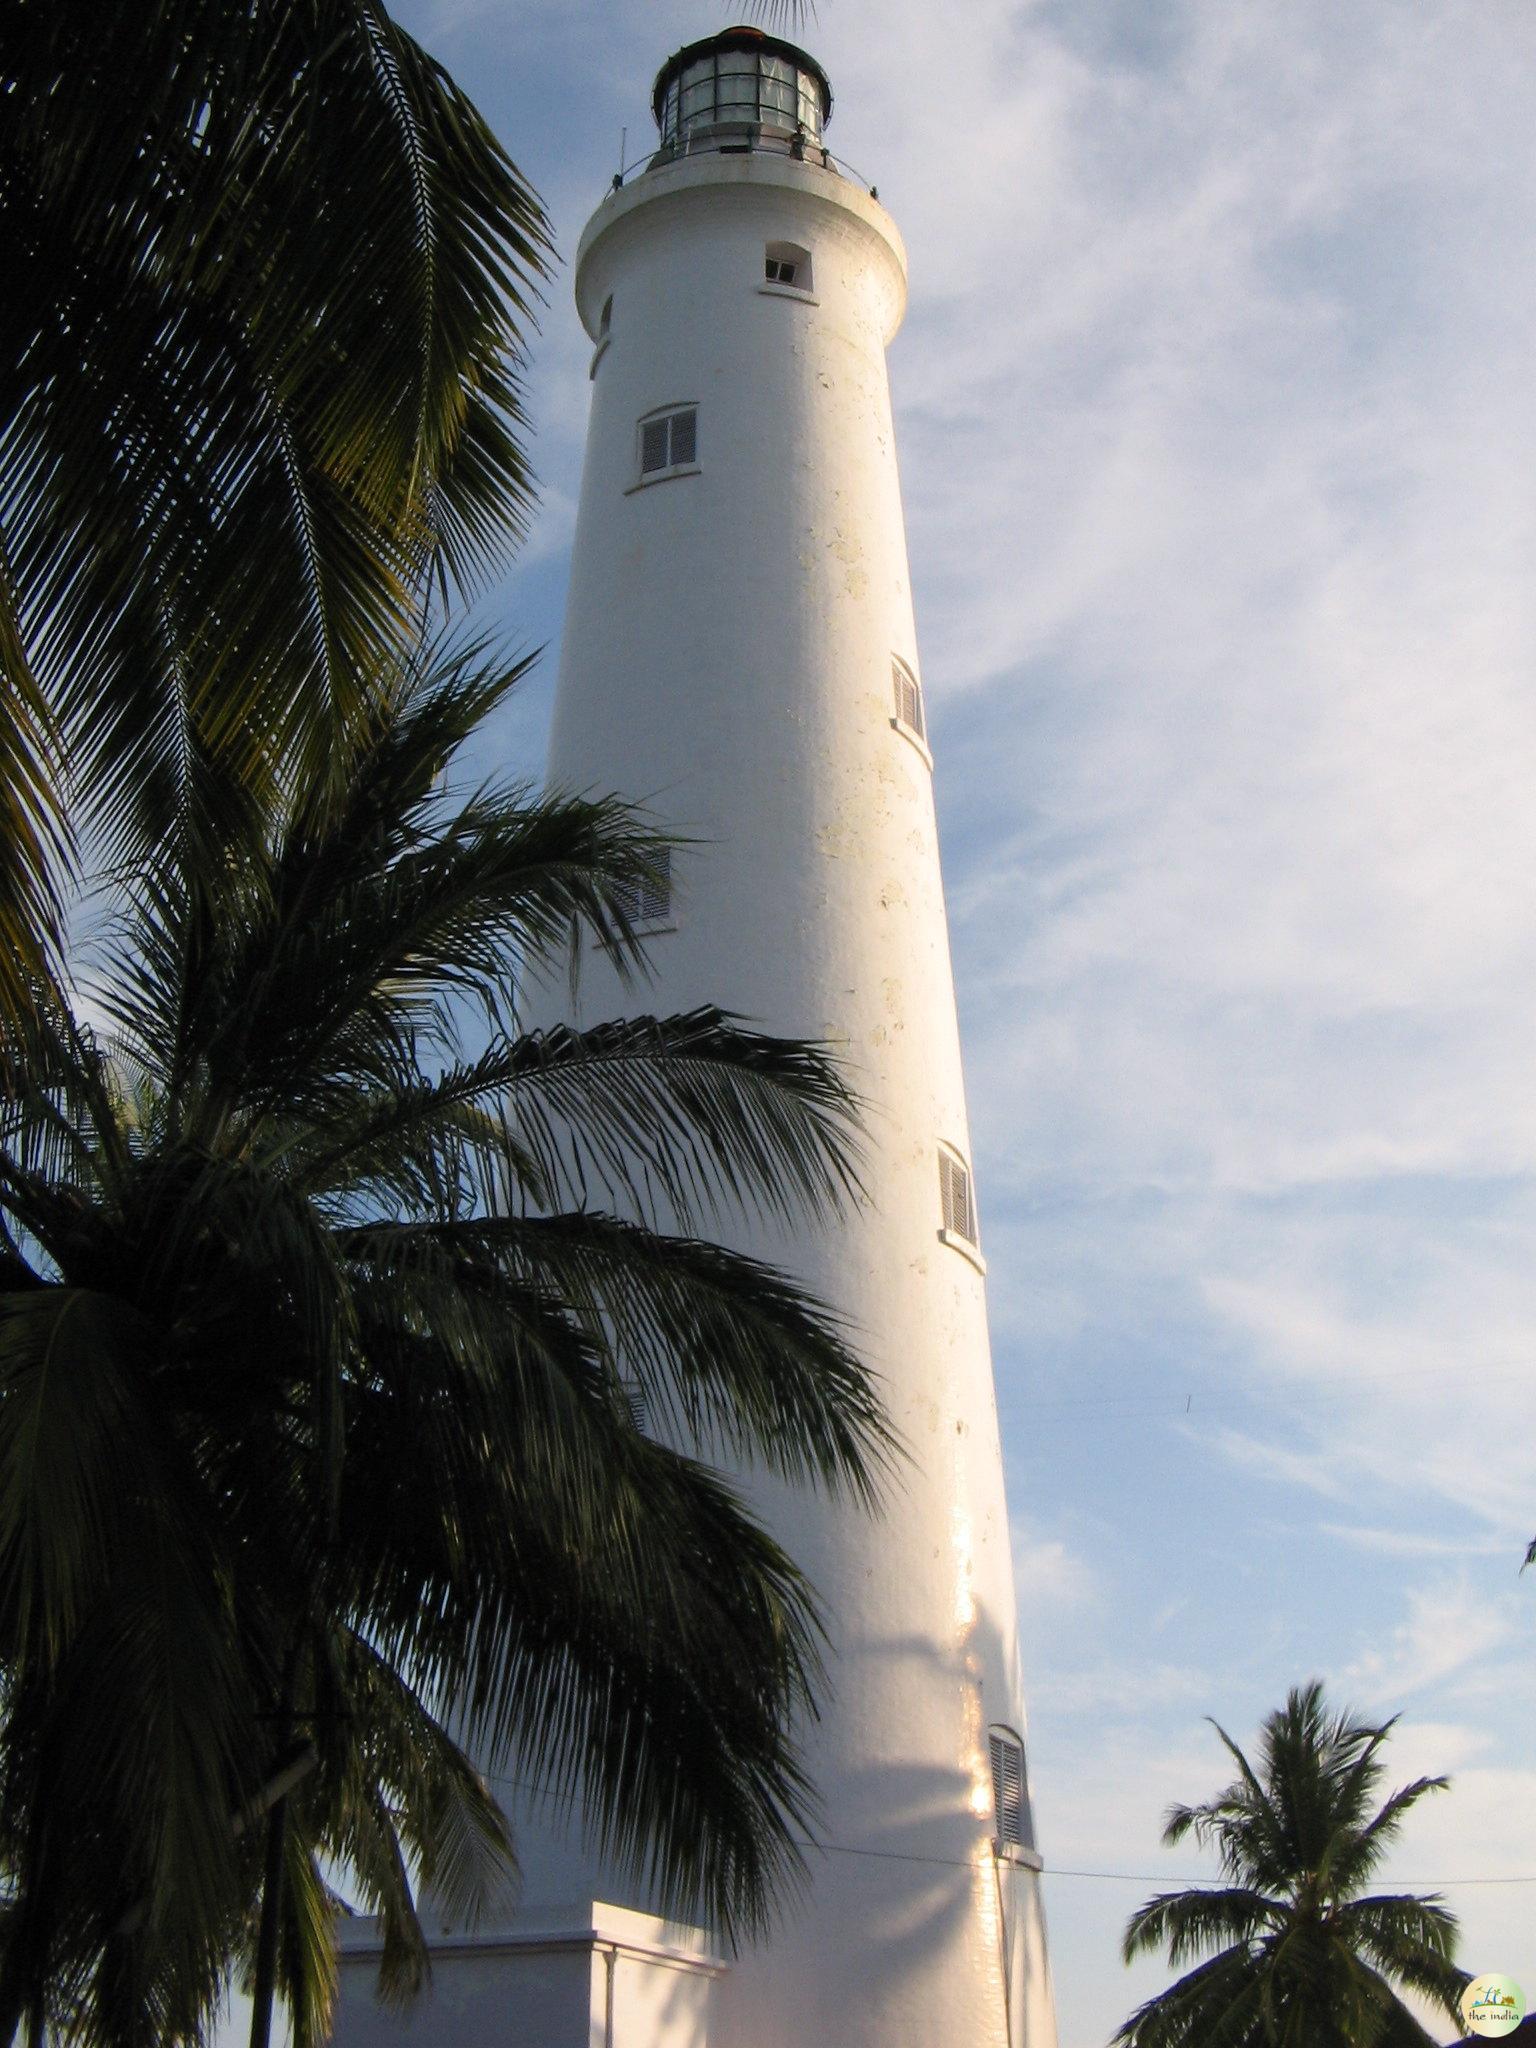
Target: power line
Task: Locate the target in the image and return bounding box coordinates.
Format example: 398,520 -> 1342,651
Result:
804,1846 -> 1536,1888
1044,1867 -> 1536,1888
487,1777 -> 1535,1888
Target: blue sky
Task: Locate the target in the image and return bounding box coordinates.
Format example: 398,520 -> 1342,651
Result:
246,1 -> 1536,2041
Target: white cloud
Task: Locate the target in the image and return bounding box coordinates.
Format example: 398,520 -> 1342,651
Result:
1011,1516 -> 1099,1615
1341,1578 -> 1536,1709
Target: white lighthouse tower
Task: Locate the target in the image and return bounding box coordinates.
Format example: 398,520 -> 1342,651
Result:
335,27 -> 1056,2048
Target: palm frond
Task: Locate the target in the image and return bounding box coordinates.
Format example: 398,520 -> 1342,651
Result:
1121,1886 -> 1275,1968
328,1629 -> 517,1940
1330,1896 -> 1467,2021
336,1332 -> 828,1944
503,1011 -> 865,1232
0,0 -> 553,1012
344,1208 -> 896,1502
1113,1943 -> 1269,2048
274,1834 -> 337,2048
1324,1774 -> 1451,1897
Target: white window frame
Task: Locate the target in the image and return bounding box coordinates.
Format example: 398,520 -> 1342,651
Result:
938,1142 -> 985,1270
890,655 -> 932,767
988,1727 -> 1040,1862
761,239 -> 816,303
628,404 -> 701,490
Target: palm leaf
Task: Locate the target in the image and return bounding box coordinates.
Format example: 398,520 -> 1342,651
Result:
343,1208 -> 895,1501
0,0 -> 553,1016
1122,1887 -> 1276,1968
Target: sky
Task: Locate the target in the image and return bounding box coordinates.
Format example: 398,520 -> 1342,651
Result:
251,1 -> 1536,2041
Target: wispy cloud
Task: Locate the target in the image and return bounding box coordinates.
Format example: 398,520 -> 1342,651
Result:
1320,1524 -> 1511,1562
1011,1515 -> 1099,1614
1341,1579 -> 1536,1708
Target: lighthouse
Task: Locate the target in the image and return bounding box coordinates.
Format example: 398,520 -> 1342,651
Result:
334,27 -> 1056,2048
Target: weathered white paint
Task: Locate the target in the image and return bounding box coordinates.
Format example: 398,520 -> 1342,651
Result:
332,1902 -> 722,2048
332,41 -> 1058,2048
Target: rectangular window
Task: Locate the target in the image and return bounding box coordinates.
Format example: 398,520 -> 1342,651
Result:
990,1733 -> 1028,1848
615,848 -> 672,928
939,1149 -> 977,1245
765,241 -> 813,294
639,407 -> 697,476
893,659 -> 925,738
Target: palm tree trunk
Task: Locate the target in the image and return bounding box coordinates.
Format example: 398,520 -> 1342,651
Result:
249,1644 -> 304,2048
247,1784 -> 289,2048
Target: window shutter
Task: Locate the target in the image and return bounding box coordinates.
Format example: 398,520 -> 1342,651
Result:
640,847 -> 672,923
990,1732 -> 1027,1847
617,849 -> 672,928
668,408 -> 697,467
640,418 -> 669,473
939,1150 -> 976,1243
893,661 -> 924,738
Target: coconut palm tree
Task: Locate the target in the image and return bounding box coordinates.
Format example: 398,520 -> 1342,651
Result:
0,642 -> 895,2047
0,0 -> 550,1023
1115,1681 -> 1466,2048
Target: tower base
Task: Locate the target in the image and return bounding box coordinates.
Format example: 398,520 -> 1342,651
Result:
330,1903 -> 724,2048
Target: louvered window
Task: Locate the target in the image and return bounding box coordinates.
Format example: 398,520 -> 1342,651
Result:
614,849 -> 672,928
893,658 -> 925,739
939,1148 -> 977,1245
639,407 -> 697,476
990,1731 -> 1028,1849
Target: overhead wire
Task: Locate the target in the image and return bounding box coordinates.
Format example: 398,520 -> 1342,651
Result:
484,1772 -> 1535,1887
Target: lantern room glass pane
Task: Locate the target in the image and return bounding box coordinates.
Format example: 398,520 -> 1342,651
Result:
761,56 -> 796,124
662,46 -> 826,147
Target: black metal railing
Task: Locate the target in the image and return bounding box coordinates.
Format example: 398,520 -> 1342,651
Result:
607,127 -> 878,200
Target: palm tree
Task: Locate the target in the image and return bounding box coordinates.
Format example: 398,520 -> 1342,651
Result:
1116,1681 -> 1467,2048
0,643 -> 895,2047
0,0 -> 550,1023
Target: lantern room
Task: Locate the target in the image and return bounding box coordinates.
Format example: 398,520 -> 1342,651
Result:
651,26 -> 833,160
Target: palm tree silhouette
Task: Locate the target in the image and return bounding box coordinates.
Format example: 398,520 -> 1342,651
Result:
1116,1681 -> 1466,2047
0,0 -> 549,1024
0,645 -> 894,2045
